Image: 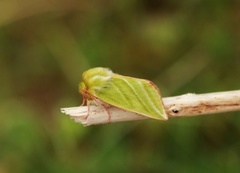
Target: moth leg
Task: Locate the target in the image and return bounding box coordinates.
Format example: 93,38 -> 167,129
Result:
83,100 -> 90,120
92,97 -> 111,122
100,103 -> 111,123
80,96 -> 86,106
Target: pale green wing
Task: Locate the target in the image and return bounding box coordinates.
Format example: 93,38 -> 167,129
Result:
94,74 -> 167,120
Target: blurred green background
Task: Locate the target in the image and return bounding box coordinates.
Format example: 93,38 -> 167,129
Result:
1,0 -> 240,172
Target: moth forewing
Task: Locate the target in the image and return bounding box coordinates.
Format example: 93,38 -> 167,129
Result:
94,74 -> 168,120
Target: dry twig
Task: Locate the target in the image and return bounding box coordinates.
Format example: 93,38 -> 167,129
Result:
61,90 -> 240,126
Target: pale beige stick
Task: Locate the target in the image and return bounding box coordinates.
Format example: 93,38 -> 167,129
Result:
61,90 -> 240,126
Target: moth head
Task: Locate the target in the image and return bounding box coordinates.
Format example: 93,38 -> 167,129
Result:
79,67 -> 113,98
79,81 -> 87,95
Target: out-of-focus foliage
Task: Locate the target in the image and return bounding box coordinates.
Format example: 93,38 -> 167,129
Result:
0,0 -> 240,172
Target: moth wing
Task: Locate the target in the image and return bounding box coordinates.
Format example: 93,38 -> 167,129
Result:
94,74 -> 168,120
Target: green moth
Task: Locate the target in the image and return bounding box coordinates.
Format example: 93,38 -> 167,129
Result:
79,67 -> 168,120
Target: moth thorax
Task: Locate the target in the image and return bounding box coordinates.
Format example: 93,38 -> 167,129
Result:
80,67 -> 113,94
90,75 -> 112,91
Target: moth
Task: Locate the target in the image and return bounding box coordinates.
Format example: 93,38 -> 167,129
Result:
79,67 -> 167,121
